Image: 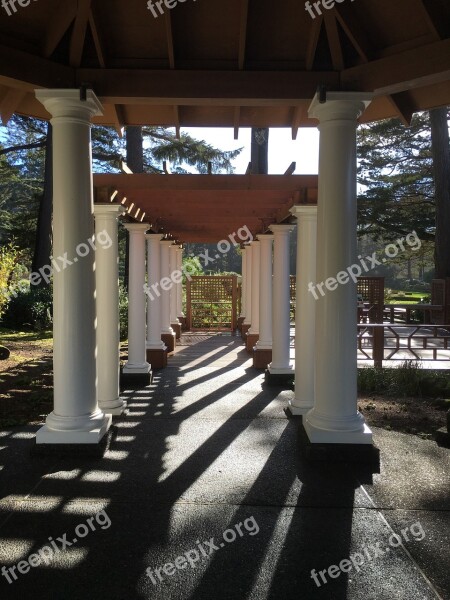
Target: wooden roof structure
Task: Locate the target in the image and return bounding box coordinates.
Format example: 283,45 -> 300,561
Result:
0,0 -> 449,135
94,173 -> 318,242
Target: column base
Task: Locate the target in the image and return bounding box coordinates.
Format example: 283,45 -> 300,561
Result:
435,427 -> 450,448
146,347 -> 168,369
179,316 -> 188,331
303,412 -> 373,445
100,399 -> 127,416
241,323 -> 251,340
298,418 -> 380,465
253,348 -> 272,369
237,316 -> 245,332
161,333 -> 176,353
265,366 -> 295,387
171,322 -> 182,340
246,333 -> 259,353
286,399 -> 313,416
121,364 -> 152,387
35,411 -> 112,445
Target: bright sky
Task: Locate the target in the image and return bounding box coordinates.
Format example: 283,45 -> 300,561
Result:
185,127 -> 320,175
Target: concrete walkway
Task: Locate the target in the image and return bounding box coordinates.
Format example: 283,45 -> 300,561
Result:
0,333 -> 449,599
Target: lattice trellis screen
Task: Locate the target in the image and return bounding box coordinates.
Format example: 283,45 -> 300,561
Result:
187,276 -> 238,331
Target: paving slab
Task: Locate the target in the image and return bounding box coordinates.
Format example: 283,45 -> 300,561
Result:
0,334 -> 448,600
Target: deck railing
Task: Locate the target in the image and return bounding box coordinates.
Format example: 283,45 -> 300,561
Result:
357,324 -> 450,367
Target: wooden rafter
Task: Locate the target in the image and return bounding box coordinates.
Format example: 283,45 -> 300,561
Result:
324,12 -> 344,71
233,106 -> 240,140
173,105 -> 181,139
238,0 -> 249,70
89,8 -> 106,68
164,10 -> 180,138
69,0 -> 92,68
111,104 -> 125,137
1,88 -> 26,125
415,0 -> 441,40
334,6 -> 370,62
41,1 -> 77,58
387,93 -> 415,127
291,106 -> 303,141
305,16 -> 323,71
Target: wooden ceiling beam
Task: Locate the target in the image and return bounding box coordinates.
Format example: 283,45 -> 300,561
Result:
78,68 -> 339,105
69,0 -> 92,68
0,46 -> 74,90
341,39 -> 450,97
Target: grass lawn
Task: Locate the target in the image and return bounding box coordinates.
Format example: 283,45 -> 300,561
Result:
386,290 -> 429,304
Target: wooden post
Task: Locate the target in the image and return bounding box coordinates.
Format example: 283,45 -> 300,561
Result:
186,278 -> 192,331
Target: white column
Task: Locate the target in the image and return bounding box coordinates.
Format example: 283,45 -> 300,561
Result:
169,244 -> 179,325
34,89 -> 110,444
305,92 -> 373,444
240,246 -> 247,318
160,240 -> 175,335
176,246 -> 184,319
268,224 -> 295,374
146,233 -> 166,349
123,223 -> 151,375
243,244 -> 252,325
248,240 -> 260,335
255,234 -> 274,349
94,204 -> 126,415
288,205 -> 317,415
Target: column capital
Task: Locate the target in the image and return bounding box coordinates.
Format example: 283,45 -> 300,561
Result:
123,222 -> 150,233
269,223 -> 295,235
94,204 -> 126,218
308,91 -> 373,123
257,233 -> 274,242
146,232 -> 164,241
289,205 -> 318,219
160,239 -> 176,246
35,89 -> 103,122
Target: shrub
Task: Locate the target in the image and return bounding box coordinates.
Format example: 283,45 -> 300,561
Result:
1,284 -> 52,330
119,283 -> 128,341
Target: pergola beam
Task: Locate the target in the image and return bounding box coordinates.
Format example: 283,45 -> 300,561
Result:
94,174 -> 319,191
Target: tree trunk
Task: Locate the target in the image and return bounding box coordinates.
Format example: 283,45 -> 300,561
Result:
124,127 -> 144,290
32,123 -> 53,281
126,126 -> 144,173
251,128 -> 269,175
430,107 -> 450,278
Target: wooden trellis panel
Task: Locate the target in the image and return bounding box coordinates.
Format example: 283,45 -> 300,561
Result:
357,276 -> 385,323
186,276 -> 238,331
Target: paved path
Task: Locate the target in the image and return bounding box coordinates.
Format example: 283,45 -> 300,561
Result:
0,334 -> 449,599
